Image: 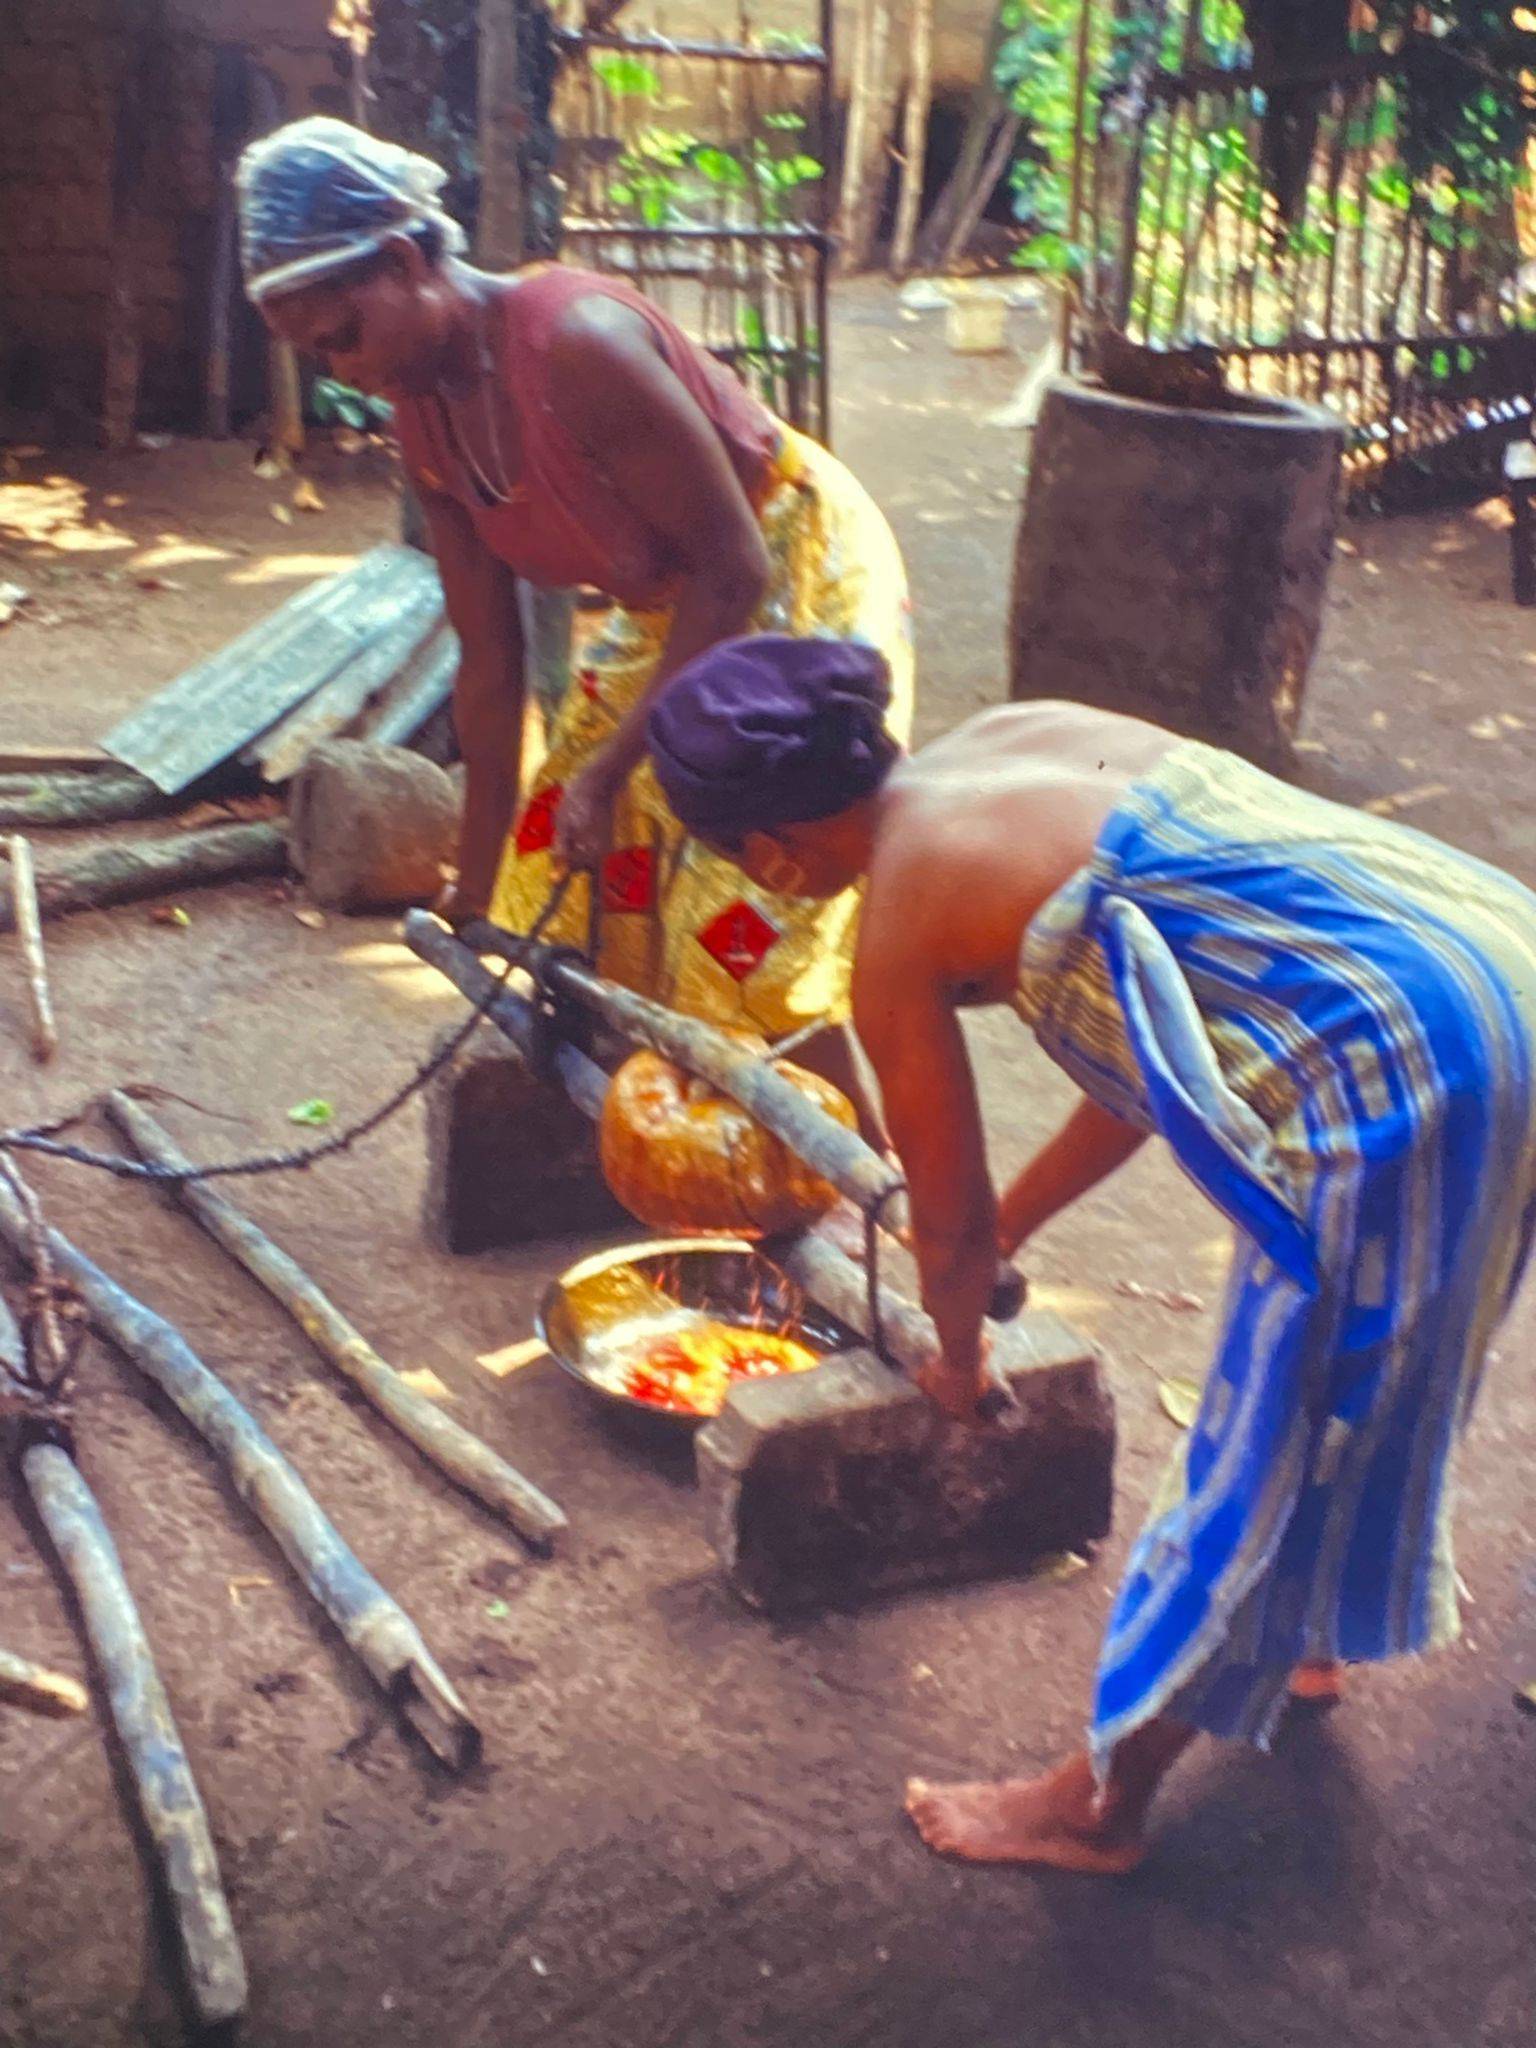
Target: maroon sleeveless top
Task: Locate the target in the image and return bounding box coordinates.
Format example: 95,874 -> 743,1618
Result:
393,265 -> 780,609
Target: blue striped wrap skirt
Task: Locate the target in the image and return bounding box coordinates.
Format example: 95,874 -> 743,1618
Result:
1015,741 -> 1536,1769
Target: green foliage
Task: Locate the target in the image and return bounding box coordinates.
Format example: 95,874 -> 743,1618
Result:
995,0 -> 1536,335
590,52 -> 663,99
595,53 -> 823,231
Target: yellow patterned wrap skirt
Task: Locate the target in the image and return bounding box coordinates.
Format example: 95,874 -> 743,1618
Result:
489,426 -> 913,1034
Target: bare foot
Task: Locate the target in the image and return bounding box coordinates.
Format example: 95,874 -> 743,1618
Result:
905,1757 -> 1146,1875
1289,1660 -> 1345,1707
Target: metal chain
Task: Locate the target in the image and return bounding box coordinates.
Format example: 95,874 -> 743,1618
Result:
0,877 -> 576,1190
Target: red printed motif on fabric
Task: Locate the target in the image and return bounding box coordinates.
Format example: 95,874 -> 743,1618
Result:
515,783 -> 564,855
600,845 -> 656,915
578,667 -> 602,702
697,900 -> 780,983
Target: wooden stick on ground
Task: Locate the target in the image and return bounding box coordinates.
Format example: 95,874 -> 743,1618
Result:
0,821 -> 286,935
0,1218 -> 243,2023
21,1442 -> 248,2027
6,835 -> 57,1062
0,1177 -> 479,1771
105,1092 -> 567,1555
0,1644 -> 89,1718
0,772 -> 169,831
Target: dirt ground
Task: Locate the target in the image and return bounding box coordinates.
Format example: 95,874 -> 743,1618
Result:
1,282 -> 1533,2048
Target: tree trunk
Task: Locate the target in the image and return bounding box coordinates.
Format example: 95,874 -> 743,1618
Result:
836,0 -> 876,269
913,0 -> 1010,271
938,109 -> 1021,273
837,1 -> 902,273
890,0 -> 935,278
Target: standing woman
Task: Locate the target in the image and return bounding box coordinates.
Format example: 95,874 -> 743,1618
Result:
237,118 -> 912,1103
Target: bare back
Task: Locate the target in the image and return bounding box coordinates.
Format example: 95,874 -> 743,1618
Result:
859,700 -> 1174,1011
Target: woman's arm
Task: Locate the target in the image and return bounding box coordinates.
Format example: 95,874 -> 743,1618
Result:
419,486 -> 527,921
545,299 -> 773,868
853,937 -> 997,1424
996,1094 -> 1148,1257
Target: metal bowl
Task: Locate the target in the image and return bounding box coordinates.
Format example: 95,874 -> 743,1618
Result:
537,1237 -> 851,1434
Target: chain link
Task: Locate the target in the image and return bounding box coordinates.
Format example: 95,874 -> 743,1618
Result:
0,878 -> 575,1190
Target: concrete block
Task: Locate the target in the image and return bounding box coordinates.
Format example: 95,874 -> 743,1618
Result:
696,1312 -> 1114,1612
288,739 -> 459,913
423,1024 -> 630,1255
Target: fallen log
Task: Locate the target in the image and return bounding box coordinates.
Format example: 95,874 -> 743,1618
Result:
7,835 -> 58,1061
0,745 -> 113,776
105,1092 -> 567,1555
22,1442 -> 248,2027
0,1643 -> 89,1718
0,771 -> 169,831
0,821 -> 287,933
0,1178 -> 479,1771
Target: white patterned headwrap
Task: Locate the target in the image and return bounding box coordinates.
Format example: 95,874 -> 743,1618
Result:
237,116 -> 467,304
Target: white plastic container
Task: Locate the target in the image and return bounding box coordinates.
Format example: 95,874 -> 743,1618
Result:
945,291 -> 1008,355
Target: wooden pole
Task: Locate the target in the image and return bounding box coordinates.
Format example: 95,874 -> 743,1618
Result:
836,0 -> 876,268
105,1093 -> 568,1555
247,67 -> 305,465
840,0 -> 901,272
204,45 -> 248,443
938,109 -> 1021,274
402,920 -> 1026,1370
447,914 -> 904,1214
22,1443 -> 248,2028
6,836 -> 58,1063
890,0 -> 935,278
101,1 -> 156,450
478,0 -> 529,270
913,0 -> 1008,272
0,1644 -> 89,1719
0,772 -> 167,832
1061,0 -> 1095,362
407,914 -> 1024,1310
204,186 -> 237,441
0,1178 -> 479,1771
0,822 -> 287,936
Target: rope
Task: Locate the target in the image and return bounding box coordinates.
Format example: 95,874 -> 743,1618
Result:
0,876 -> 577,1189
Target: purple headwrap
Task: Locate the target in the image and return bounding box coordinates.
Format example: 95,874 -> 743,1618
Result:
648,634 -> 896,841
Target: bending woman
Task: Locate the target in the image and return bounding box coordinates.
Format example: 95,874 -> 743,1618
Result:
237,117 -> 911,1104
646,640 -> 1536,1871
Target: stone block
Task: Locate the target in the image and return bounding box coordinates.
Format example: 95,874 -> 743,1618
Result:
696,1312 -> 1114,1612
423,1024 -> 630,1255
288,739 -> 460,913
